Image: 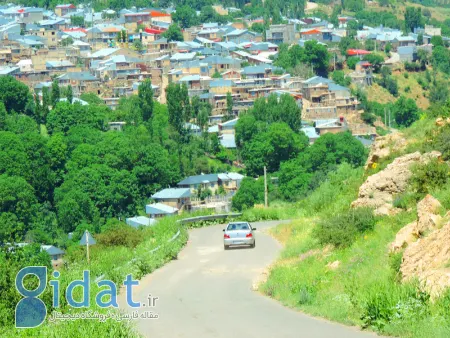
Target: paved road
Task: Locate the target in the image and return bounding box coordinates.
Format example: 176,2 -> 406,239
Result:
118,221 -> 375,338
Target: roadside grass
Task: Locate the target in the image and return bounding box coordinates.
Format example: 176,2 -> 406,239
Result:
260,125 -> 450,337
1,216 -> 188,338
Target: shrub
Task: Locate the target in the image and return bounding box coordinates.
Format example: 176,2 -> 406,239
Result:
433,125 -> 450,160
361,282 -> 430,331
314,207 -> 375,248
392,191 -> 420,210
410,158 -> 449,194
361,112 -> 376,125
96,225 -> 144,248
389,250 -> 404,282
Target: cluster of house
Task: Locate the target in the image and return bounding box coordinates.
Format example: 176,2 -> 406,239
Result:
126,172 -> 244,228
1,4 -> 448,144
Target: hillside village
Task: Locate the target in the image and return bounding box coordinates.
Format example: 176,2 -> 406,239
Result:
3,3 -> 448,148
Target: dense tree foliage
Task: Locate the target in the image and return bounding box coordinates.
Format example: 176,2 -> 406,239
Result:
0,77 -> 234,246
278,132 -> 366,200
274,41 -> 330,77
162,24 -> 184,41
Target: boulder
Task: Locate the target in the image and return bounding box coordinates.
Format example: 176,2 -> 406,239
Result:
413,194 -> 442,236
389,195 -> 442,253
401,220 -> 450,297
326,260 -> 340,270
365,133 -> 407,170
435,117 -> 446,127
390,221 -> 417,252
352,151 -> 441,215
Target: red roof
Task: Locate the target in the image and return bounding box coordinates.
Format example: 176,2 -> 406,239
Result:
302,29 -> 322,35
347,49 -> 371,56
149,10 -> 171,17
17,9 -> 25,13
144,28 -> 163,34
63,27 -> 87,33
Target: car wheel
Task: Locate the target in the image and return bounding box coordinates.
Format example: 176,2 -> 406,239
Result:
251,241 -> 255,248
224,244 -> 229,250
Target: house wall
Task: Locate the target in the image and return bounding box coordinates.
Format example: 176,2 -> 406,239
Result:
210,85 -> 232,95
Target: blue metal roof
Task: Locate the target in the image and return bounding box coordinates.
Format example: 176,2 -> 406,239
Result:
152,188 -> 191,199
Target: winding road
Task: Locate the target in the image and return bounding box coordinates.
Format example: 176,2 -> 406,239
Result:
118,221 -> 375,338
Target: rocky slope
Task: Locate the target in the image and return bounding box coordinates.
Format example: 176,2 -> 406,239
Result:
352,151 -> 441,215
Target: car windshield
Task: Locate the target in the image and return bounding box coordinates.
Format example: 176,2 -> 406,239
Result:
227,223 -> 250,231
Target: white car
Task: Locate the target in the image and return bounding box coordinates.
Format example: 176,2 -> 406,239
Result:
223,222 -> 256,250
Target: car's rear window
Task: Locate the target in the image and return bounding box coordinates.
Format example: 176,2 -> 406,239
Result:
227,223 -> 250,231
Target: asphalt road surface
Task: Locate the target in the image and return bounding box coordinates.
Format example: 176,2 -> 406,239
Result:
118,221 -> 376,338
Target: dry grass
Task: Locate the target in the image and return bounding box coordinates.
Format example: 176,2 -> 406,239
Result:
364,2 -> 450,21
366,70 -> 431,109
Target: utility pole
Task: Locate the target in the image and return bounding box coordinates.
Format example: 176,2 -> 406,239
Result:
384,107 -> 387,126
85,230 -> 90,264
389,109 -> 391,128
264,166 -> 268,208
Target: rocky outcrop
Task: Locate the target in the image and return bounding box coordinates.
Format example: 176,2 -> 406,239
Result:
352,151 -> 441,215
413,195 -> 443,236
365,133 -> 407,170
401,220 -> 450,297
435,117 -> 450,127
389,195 -> 443,252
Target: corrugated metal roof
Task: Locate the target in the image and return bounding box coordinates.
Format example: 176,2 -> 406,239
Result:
152,188 -> 191,199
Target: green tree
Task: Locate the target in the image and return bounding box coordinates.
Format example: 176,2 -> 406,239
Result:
405,7 -> 423,33
133,39 -> 144,52
162,24 -> 184,42
431,46 -> 450,74
166,83 -> 189,135
235,113 -> 258,148
431,35 -> 444,47
417,32 -> 424,45
232,177 -> 266,210
66,85 -> 73,104
0,174 -> 37,227
0,76 -> 33,115
61,37 -> 74,47
339,36 -> 361,55
51,80 -> 60,107
138,79 -> 154,122
250,22 -> 266,33
172,5 -> 198,28
332,70 -> 351,86
363,53 -> 385,72
71,15 -> 85,26
364,39 -> 375,51
0,102 -> 6,130
41,86 -> 51,122
226,92 -> 233,118
394,96 -> 419,127
347,56 -> 360,69
385,42 -> 392,54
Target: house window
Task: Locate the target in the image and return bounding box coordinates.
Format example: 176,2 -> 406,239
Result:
210,183 -> 215,188
53,255 -> 58,260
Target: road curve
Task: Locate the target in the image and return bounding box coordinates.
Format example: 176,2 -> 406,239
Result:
118,221 -> 375,338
